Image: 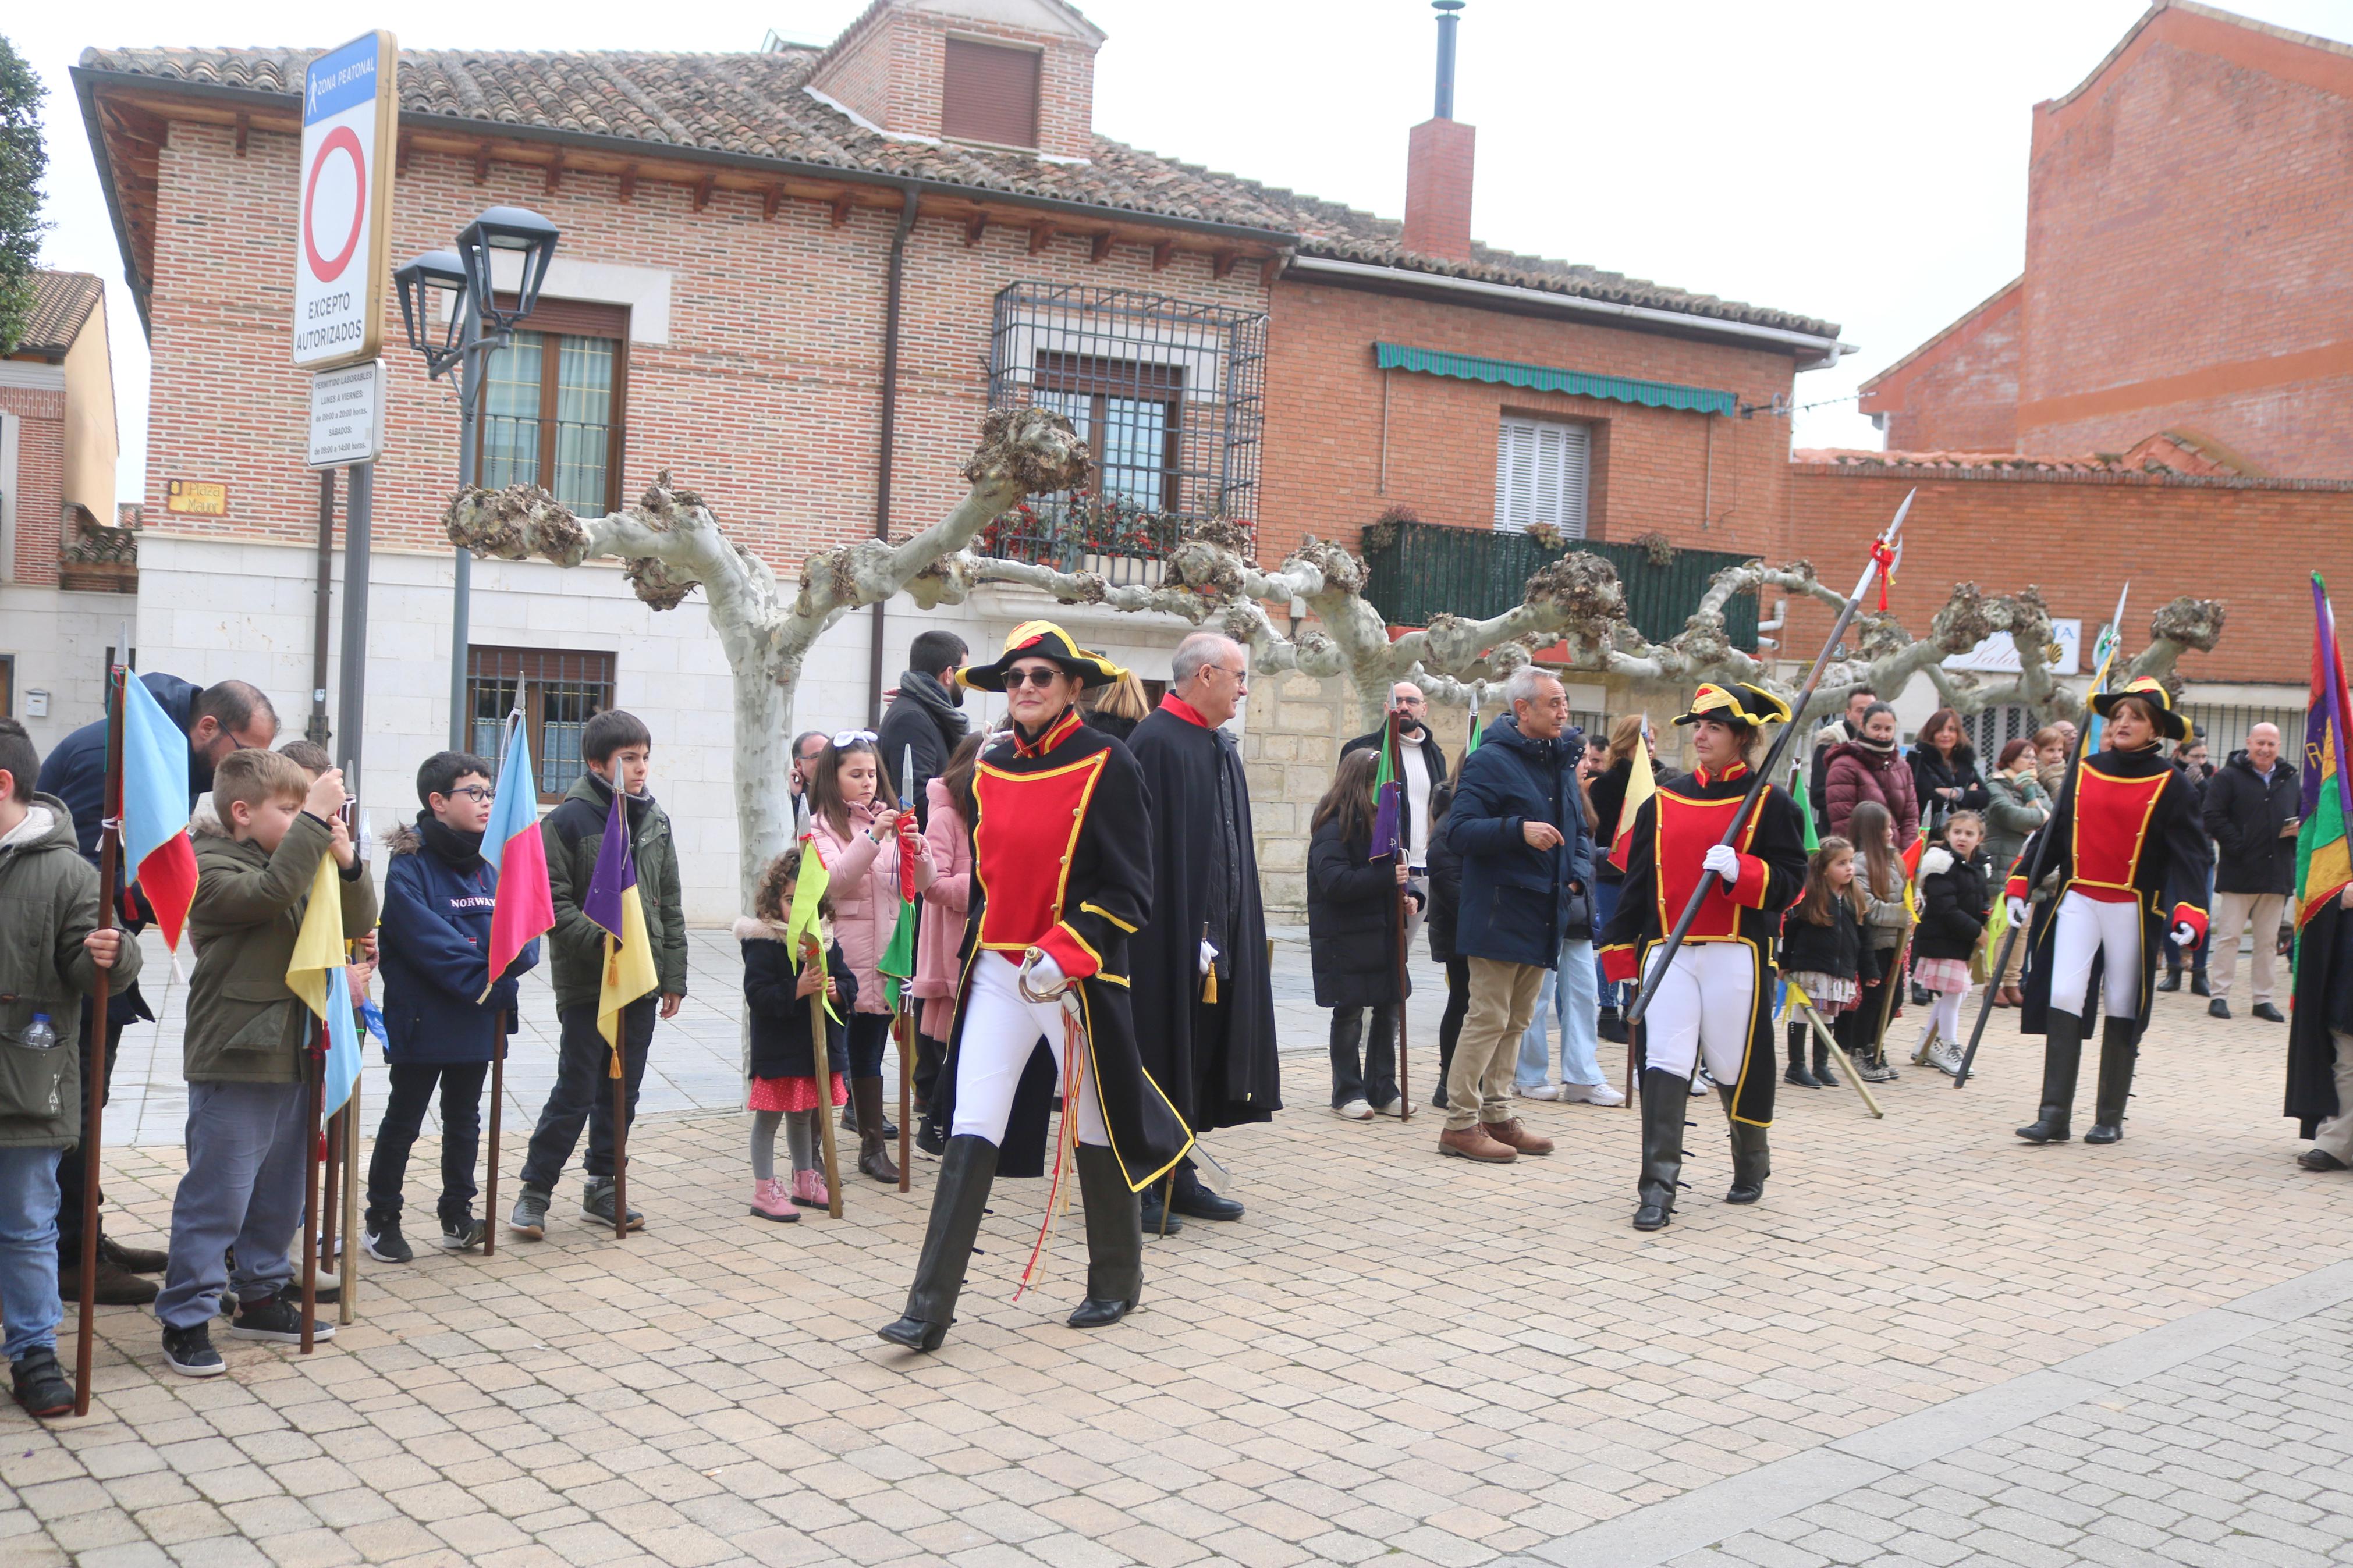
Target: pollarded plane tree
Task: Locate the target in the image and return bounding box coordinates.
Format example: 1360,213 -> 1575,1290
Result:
444,408 -> 2224,901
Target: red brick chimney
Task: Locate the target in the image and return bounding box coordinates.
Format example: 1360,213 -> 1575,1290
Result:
1401,1 -> 1475,263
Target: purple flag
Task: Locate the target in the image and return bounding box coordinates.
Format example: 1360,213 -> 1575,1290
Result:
1370,780 -> 1402,861
582,785 -> 635,937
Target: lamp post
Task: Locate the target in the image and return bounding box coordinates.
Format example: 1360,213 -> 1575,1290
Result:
396,206 -> 560,749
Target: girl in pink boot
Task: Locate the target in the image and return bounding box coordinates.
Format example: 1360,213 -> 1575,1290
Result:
737,847 -> 857,1219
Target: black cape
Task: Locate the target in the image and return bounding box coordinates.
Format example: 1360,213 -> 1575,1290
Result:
2016,744 -> 2210,1046
1126,706 -> 1282,1131
2287,897 -> 2351,1136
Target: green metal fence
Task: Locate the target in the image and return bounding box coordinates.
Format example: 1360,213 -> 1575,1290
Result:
1359,520 -> 1759,648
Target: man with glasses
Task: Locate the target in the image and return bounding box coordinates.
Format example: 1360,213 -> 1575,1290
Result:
788,729 -> 829,838
1125,634 -> 1281,1232
364,750 -> 541,1261
1344,682 -> 1449,950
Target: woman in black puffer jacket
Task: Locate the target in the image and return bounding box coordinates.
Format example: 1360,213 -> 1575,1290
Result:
1308,749 -> 1419,1118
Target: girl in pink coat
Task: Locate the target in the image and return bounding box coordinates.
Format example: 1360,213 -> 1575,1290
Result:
910,735 -> 984,1154
806,733 -> 935,1183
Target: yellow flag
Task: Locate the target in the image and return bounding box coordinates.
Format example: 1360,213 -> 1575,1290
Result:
285,855 -> 347,1020
597,894 -> 660,1050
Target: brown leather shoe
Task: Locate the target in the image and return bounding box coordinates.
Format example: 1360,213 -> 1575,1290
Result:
1437,1125 -> 1516,1162
1482,1118 -> 1555,1157
57,1258 -> 159,1306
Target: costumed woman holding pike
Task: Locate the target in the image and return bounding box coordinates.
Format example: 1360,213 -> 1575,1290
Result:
2007,677 -> 2211,1145
878,623 -> 1193,1353
1600,684 -> 1809,1232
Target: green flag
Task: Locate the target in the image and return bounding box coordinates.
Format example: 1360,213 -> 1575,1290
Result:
879,896 -> 917,1013
1466,705 -> 1482,755
1790,753 -> 1820,852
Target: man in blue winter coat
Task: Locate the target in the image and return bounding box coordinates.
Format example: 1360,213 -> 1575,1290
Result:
363,751 -> 540,1261
1440,666 -> 1592,1164
35,673 -> 278,1302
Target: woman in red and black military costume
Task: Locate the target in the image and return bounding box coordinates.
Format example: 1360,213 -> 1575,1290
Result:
878,622 -> 1193,1353
1600,684 -> 1810,1233
2009,678 -> 2212,1146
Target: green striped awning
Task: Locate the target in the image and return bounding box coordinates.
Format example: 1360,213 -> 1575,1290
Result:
1373,342 -> 1736,416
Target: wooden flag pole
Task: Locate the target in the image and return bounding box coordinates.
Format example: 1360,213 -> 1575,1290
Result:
73,662 -> 125,1416
339,1086 -> 359,1324
1790,995 -> 1884,1118
611,1037 -> 630,1241
319,1100 -> 343,1307
1387,709 -> 1413,1119
897,1007 -> 913,1193
808,944 -> 843,1219
484,1014 -> 506,1257
300,1019 -> 326,1354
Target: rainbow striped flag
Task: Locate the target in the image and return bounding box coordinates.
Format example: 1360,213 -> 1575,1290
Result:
477,716 -> 553,1002
2294,575 -> 2353,932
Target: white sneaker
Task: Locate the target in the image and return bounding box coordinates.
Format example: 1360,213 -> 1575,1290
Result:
1331,1099 -> 1374,1121
1690,1068 -> 1713,1097
1514,1083 -> 1563,1101
1559,1081 -> 1626,1107
1928,1039 -> 1965,1077
1374,1098 -> 1415,1118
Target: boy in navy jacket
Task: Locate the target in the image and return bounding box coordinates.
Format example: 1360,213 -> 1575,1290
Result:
363,751 -> 539,1260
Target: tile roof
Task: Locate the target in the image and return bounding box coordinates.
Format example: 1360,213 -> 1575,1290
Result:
75,43 -> 1839,340
12,271 -> 104,358
1795,432 -> 2251,478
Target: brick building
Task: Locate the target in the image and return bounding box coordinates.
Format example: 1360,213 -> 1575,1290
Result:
71,0 -> 1843,915
1860,2 -> 2353,478
1,270 -> 126,754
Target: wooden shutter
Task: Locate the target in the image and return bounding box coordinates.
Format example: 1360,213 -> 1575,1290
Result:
1493,416 -> 1589,537
942,38 -> 1041,148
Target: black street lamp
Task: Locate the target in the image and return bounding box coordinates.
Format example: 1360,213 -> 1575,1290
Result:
394,207 -> 559,749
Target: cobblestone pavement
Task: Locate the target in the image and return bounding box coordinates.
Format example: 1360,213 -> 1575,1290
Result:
10,934 -> 2351,1567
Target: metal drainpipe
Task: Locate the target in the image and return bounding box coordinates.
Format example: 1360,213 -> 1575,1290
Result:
868,193 -> 920,729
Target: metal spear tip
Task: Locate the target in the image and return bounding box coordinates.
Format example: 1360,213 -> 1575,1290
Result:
1883,487 -> 1916,545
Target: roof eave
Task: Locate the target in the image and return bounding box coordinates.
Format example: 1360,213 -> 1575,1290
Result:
1284,254 -> 1852,367
70,65 -> 1298,254
69,66 -> 154,342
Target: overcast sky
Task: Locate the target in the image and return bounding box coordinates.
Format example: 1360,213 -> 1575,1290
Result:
17,0 -> 2353,499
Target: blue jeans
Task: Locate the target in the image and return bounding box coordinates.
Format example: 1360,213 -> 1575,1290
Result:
1517,937 -> 1602,1089
0,1145 -> 65,1361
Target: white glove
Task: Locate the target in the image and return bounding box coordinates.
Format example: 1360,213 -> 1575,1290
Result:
2007,897 -> 2029,927
1702,843 -> 1741,886
2171,923 -> 2199,949
1017,948 -> 1069,1002
1198,938 -> 1219,977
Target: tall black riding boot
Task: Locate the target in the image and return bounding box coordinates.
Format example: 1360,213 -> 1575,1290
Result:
1066,1145 -> 1143,1329
1717,1086 -> 1769,1204
1783,1023 -> 1820,1089
2084,1018 -> 2139,1144
878,1136 -> 999,1352
1632,1069 -> 1688,1232
2015,1010 -> 2085,1143
1812,1027 -> 1838,1087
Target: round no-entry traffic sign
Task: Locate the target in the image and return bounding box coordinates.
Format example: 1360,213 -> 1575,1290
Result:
303,125 -> 367,283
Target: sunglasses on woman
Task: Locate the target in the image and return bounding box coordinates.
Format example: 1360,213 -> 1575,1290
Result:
1004,666 -> 1064,689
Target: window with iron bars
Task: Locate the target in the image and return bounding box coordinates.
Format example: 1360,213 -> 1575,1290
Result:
466,646 -> 616,804
984,283 -> 1266,588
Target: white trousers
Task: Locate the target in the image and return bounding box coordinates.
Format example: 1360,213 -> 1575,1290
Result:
949,952 -> 1110,1147
2047,890 -> 2143,1022
1640,941 -> 1756,1083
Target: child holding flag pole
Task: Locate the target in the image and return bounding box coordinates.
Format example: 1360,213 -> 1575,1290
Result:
737,845 -> 854,1219
155,748 -> 375,1375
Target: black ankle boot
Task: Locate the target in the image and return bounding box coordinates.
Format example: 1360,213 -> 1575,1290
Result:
2084,1018 -> 2138,1144
1067,1146 -> 1142,1329
878,1136 -> 999,1352
2156,968 -> 2182,993
1632,1069 -> 1688,1231
2190,968 -> 2211,998
1717,1085 -> 1769,1203
2016,1010 -> 2085,1143
1783,1023 -> 1820,1089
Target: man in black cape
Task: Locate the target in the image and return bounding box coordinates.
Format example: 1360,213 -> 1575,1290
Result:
2288,883 -> 2353,1171
1127,632 -> 1280,1228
